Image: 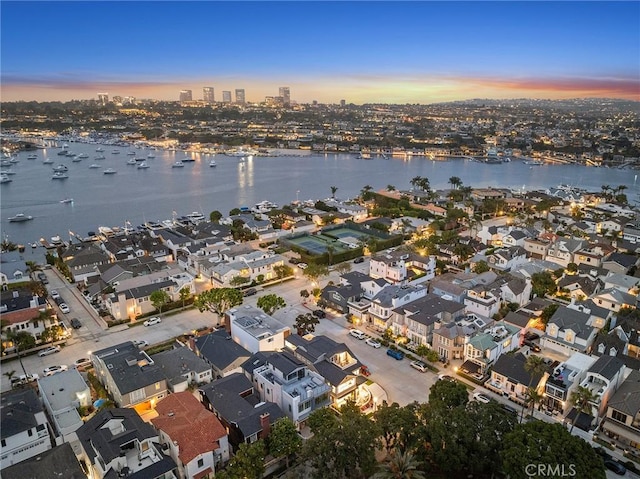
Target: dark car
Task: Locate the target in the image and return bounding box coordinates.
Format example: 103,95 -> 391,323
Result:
354,257 -> 365,264
312,309 -> 326,318
243,288 -> 257,297
70,318 -> 82,329
501,404 -> 518,415
524,340 -> 541,352
524,331 -> 541,341
37,272 -> 48,284
289,258 -> 300,265
386,349 -> 404,360
604,459 -> 627,475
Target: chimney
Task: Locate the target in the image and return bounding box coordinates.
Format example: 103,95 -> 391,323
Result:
259,412 -> 270,439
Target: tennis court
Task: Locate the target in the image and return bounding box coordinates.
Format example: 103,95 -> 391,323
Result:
287,235 -> 351,255
324,227 -> 374,240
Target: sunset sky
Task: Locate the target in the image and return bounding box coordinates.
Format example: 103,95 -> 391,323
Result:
1,1 -> 638,103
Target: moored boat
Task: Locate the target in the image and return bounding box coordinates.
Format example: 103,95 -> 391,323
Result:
103,168 -> 117,174
60,198 -> 74,204
209,160 -> 217,167
52,171 -> 69,179
9,213 -> 33,222
137,162 -> 150,169
172,161 -> 185,168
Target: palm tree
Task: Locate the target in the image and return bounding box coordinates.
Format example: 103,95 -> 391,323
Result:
386,185 -> 396,192
410,176 -> 423,191
601,185 -> 611,201
520,355 -> 547,422
448,176 -> 462,190
569,385 -> 597,432
3,369 -> 16,384
330,186 -> 338,198
525,386 -> 544,417
373,450 -> 426,479
360,185 -> 373,201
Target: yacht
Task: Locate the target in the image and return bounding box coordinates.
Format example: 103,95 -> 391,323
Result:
209,160 -> 217,167
78,153 -> 89,159
186,211 -> 206,223
147,153 -> 155,159
127,151 -> 136,156
103,168 -> 117,174
112,150 -> 121,155
57,150 -> 68,156
52,171 -> 69,179
27,154 -> 38,160
0,174 -> 12,184
126,158 -> 137,165
89,164 -> 101,169
96,147 -> 104,152
43,158 -> 54,164
524,160 -> 544,166
9,213 -> 33,222
172,161 -> 185,168
72,156 -> 82,162
137,162 -> 150,169
53,165 -> 69,172
181,157 -> 195,162
0,169 -> 16,175
60,198 -> 74,204
95,155 -> 106,160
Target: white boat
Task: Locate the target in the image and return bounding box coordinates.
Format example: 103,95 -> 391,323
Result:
57,150 -> 68,156
103,168 -> 117,174
147,153 -> 155,159
112,150 -> 120,155
137,162 -> 150,169
53,164 -> 68,172
8,213 -> 33,222
126,158 -> 137,165
89,164 -> 101,169
27,154 -> 38,160
77,153 -> 89,159
181,157 -> 195,162
0,169 -> 16,175
209,160 -> 217,167
43,158 -> 54,164
60,198 -> 74,204
0,174 -> 12,184
52,171 -> 69,179
172,161 -> 185,168
186,211 -> 206,223
524,160 -> 544,166
127,151 -> 136,156
96,147 -> 104,152
95,155 -> 106,160
72,156 -> 82,162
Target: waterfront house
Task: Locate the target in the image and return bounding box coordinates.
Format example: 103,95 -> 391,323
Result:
0,251 -> 28,287
190,330 -> 252,379
199,373 -> 285,451
151,392 -> 230,479
251,351 -> 330,427
153,345 -> 213,392
0,388 -> 52,470
91,341 -> 168,409
227,305 -> 289,354
76,408 -> 177,479
37,368 -> 91,443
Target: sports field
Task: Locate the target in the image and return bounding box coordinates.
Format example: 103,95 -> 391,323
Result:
287,234 -> 351,255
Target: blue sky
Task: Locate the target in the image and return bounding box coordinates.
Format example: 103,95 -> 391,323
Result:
1,1 -> 638,102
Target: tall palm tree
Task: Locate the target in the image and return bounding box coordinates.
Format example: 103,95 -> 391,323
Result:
373,450 -> 427,479
386,185 -> 396,192
410,176 -> 423,191
448,176 -> 462,190
330,186 -> 338,198
520,355 -> 547,422
569,385 -> 598,432
525,386 -> 544,417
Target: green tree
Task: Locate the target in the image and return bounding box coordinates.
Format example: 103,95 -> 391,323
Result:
520,354 -> 547,422
300,289 -> 310,300
229,207 -> 241,216
334,262 -> 352,275
303,403 -> 380,479
273,264 -> 293,283
267,418 -> 302,468
194,288 -> 243,322
209,210 -> 222,223
217,440 -> 266,479
524,386 -> 544,417
372,449 -> 426,479
178,287 -> 191,307
373,402 -> 419,455
386,184 -> 396,192
540,303 -> 559,325
531,271 -> 557,297
472,260 -> 490,274
229,275 -> 250,287
330,185 -> 338,198
40,325 -> 64,344
294,313 -> 320,335
304,263 -> 329,284
360,184 -> 374,201
257,294 -> 286,315
150,290 -> 170,314
501,422 -> 605,479
28,280 -> 48,298
448,176 -> 462,190
428,379 -> 469,411
569,385 -> 598,432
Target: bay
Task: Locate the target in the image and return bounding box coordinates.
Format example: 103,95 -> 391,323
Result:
2,143 -> 638,254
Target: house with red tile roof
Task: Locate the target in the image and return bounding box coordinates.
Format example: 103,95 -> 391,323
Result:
152,392 -> 230,479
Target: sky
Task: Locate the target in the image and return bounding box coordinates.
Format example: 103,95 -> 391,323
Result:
1,1 -> 639,104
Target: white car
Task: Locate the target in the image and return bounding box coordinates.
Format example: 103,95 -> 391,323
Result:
133,340 -> 149,347
143,317 -> 161,327
59,303 -> 70,314
349,329 -> 365,340
11,373 -> 39,387
410,360 -> 428,373
473,392 -> 491,404
38,345 -> 61,357
297,263 -> 308,270
74,358 -> 92,369
365,338 -> 381,348
43,365 -> 68,376
50,290 -> 61,300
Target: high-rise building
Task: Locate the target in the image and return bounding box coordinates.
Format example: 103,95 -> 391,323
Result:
203,87 -> 215,103
179,90 -> 193,102
235,89 -> 246,104
279,87 -> 290,106
97,93 -> 109,105
222,91 -> 232,103
340,99 -> 346,107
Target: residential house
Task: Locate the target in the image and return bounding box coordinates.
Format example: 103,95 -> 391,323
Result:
544,352 -> 597,414
38,368 -> 91,443
432,320 -> 476,362
602,273 -> 640,294
464,285 -> 501,318
152,392 -> 230,479
485,246 -> 528,272
76,408 -> 177,479
190,330 -> 252,379
369,250 -> 435,285
541,304 -> 600,354
591,288 -> 637,313
390,293 -> 465,347
577,355 -> 628,422
285,334 -> 372,411
574,243 -> 614,268
1,443 -> 85,479
367,284 -> 427,331
600,369 -> 640,451
199,373 -> 285,450
485,353 -> 548,406
602,252 -> 639,275
91,341 -> 168,409
0,289 -> 57,353
499,275 -> 533,306
155,229 -> 193,261
60,242 -> 111,282
105,279 -> 179,320
462,321 -> 521,376
320,282 -> 363,314
251,351 -> 330,427
501,229 -> 530,247
557,275 -> 602,300
228,305 -> 290,354
524,237 -> 552,260
545,238 -> 587,267
0,388 -> 52,470
323,200 -> 368,222
0,251 -> 29,287
153,346 -> 213,392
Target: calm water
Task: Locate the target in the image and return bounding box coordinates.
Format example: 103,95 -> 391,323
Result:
1,144 -> 638,254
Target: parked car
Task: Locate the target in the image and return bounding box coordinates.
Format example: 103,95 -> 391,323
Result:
349,329 -> 366,340
297,262 -> 308,270
524,340 -> 541,352
37,272 -> 48,284
386,349 -> 404,360
604,459 -> 627,475
11,373 -> 39,387
74,358 -> 92,369
437,374 -> 456,382
410,360 -> 428,372
143,317 -> 162,327
43,365 -> 68,377
133,340 -> 149,347
38,346 -> 61,357
243,288 -> 257,297
359,365 -> 371,377
472,392 -> 491,404
365,338 -> 381,348
50,290 -> 61,301
353,257 -> 365,264
59,303 -> 70,314
70,318 -> 82,329
501,404 -> 518,415
524,331 -> 541,341
312,309 -> 326,318
289,258 -> 300,265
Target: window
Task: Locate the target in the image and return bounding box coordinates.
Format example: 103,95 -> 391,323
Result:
197,458 -> 204,468
1,439 -> 5,447
28,429 -> 33,436
611,410 -> 628,424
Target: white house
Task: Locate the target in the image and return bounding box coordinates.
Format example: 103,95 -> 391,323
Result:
228,305 -> 290,354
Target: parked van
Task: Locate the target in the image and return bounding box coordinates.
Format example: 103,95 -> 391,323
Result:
349,329 -> 365,340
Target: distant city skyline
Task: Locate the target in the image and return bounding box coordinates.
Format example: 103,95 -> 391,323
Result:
1,1 -> 638,103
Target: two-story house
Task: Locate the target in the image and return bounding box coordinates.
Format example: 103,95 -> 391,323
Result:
190,330 -> 252,379
464,286 -> 501,318
1,289 -> 55,353
228,305 -> 290,354
0,251 -> 29,287
576,355 -> 628,423
600,369 -> 640,451
545,238 -> 587,267
541,304 -> 600,355
153,346 -> 213,392
462,321 -> 521,376
369,250 -> 435,285
367,284 -> 427,331
544,352 -> 597,414
486,353 -> 548,406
